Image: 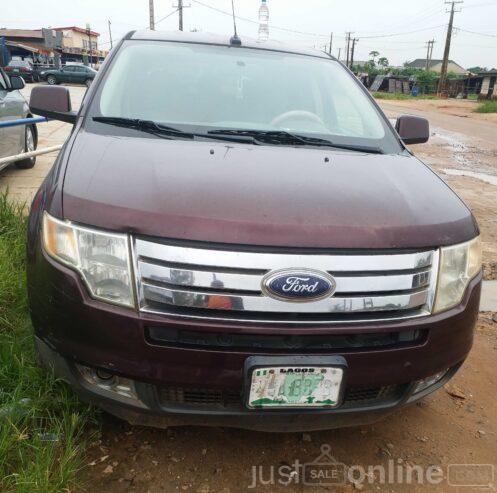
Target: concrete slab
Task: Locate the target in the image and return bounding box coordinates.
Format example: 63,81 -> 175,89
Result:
481,280 -> 497,313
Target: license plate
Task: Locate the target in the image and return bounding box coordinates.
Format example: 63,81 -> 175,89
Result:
248,366 -> 343,409
13,69 -> 20,73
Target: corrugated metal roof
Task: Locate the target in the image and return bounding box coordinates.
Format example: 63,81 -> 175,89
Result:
0,29 -> 43,39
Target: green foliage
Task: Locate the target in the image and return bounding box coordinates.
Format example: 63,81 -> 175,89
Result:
377,57 -> 389,68
415,70 -> 438,93
372,92 -> 437,100
474,100 -> 497,113
0,193 -> 95,493
467,66 -> 488,74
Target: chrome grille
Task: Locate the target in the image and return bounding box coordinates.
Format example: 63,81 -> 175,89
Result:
133,238 -> 439,324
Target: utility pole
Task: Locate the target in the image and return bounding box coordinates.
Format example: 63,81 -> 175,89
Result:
149,0 -> 155,30
328,32 -> 333,55
424,39 -> 435,70
178,0 -> 184,31
108,20 -> 113,49
345,32 -> 352,68
438,1 -> 463,94
86,23 -> 93,66
337,47 -> 341,61
350,38 -> 358,69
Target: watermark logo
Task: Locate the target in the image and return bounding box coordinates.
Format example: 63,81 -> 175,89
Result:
248,444 -> 495,489
302,444 -> 346,486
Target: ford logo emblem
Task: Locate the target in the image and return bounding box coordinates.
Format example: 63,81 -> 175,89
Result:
262,269 -> 337,302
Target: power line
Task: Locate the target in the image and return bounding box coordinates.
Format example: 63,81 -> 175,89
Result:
190,0 -> 334,38
454,26 -> 497,37
360,24 -> 447,39
155,8 -> 181,26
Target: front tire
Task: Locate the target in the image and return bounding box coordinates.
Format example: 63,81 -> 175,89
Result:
47,75 -> 57,85
15,126 -> 36,170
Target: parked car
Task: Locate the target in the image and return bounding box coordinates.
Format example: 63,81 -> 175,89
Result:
0,68 -> 37,173
3,59 -> 35,83
39,65 -> 97,87
27,31 -> 481,432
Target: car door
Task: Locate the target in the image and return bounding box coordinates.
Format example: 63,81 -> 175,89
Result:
0,69 -> 25,158
60,66 -> 74,84
73,66 -> 87,84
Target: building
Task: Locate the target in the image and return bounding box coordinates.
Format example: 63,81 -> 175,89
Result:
53,26 -> 107,65
405,59 -> 466,75
0,26 -> 107,68
0,28 -> 61,65
477,70 -> 497,99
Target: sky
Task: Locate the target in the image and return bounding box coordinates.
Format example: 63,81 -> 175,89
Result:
2,0 -> 497,69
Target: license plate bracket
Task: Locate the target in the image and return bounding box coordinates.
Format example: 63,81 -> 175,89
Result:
244,355 -> 347,410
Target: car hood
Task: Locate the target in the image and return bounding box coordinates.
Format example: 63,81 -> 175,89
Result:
61,130 -> 477,249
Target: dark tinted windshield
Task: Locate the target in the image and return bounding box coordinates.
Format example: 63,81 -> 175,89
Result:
89,40 -> 401,153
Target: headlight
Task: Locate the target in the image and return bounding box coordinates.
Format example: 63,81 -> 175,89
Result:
434,236 -> 481,313
43,212 -> 135,308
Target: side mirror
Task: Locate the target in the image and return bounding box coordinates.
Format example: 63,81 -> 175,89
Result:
395,115 -> 429,145
9,75 -> 25,91
29,85 -> 77,124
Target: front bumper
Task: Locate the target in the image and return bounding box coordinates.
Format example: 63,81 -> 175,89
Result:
28,249 -> 481,432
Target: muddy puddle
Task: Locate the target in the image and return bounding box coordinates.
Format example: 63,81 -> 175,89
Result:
442,168 -> 497,186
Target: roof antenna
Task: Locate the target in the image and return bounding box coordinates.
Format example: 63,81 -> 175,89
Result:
230,0 -> 242,45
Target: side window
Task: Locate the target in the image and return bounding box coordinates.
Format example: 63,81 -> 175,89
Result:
64,66 -> 75,72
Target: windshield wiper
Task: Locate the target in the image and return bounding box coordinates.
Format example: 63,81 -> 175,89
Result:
207,129 -> 383,154
92,117 -> 259,144
93,117 -> 194,138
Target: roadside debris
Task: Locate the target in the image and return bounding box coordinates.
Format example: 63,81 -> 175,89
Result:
445,385 -> 467,400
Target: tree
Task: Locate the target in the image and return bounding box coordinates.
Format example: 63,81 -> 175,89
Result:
415,70 -> 438,93
369,51 -> 380,65
467,66 -> 487,74
377,57 -> 389,68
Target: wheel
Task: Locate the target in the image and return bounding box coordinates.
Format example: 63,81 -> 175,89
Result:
85,78 -> 92,88
15,126 -> 36,169
47,75 -> 57,85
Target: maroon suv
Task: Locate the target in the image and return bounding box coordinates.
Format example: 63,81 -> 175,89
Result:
27,31 -> 481,432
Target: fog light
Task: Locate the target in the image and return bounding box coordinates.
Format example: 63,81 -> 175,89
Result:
76,364 -> 144,405
413,369 -> 449,394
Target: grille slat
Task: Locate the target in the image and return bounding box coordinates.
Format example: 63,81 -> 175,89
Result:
133,238 -> 438,324
158,384 -> 406,410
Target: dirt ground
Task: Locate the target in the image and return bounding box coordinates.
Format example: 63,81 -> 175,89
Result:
1,87 -> 496,491
380,98 -> 497,281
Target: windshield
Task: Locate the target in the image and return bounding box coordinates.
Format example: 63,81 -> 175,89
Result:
90,40 -> 400,153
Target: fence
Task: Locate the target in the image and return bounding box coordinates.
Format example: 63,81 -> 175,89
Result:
0,117 -> 63,172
